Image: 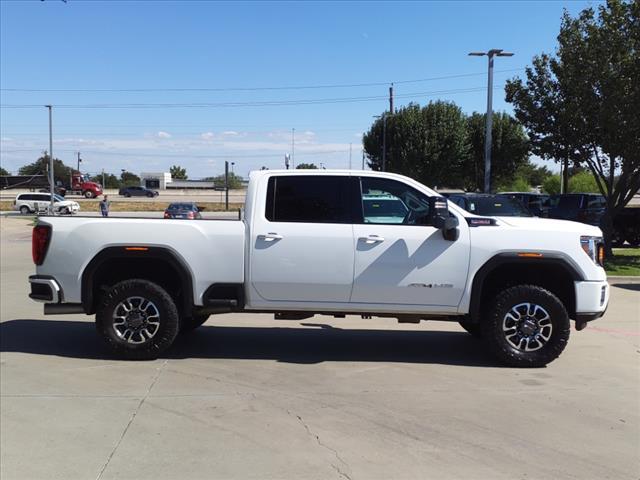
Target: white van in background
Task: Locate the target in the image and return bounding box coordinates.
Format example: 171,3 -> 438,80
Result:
14,193 -> 80,215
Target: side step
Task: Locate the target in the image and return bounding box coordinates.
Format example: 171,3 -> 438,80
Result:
275,312 -> 315,321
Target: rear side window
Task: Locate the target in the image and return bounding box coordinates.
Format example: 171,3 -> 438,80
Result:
265,176 -> 353,223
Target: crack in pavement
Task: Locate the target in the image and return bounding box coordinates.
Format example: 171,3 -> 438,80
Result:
95,360 -> 168,480
289,410 -> 352,480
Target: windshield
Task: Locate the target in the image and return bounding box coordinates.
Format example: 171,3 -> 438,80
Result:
465,196 -> 533,217
53,194 -> 65,202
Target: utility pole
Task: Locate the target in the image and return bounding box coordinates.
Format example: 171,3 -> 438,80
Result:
224,160 -> 229,211
362,149 -> 365,170
389,83 -> 394,113
46,105 -> 54,212
469,49 -> 514,193
291,128 -> 295,169
102,168 -> 105,189
76,151 -> 82,173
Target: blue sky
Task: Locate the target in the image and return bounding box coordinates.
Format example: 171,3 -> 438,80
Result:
1,0 -> 600,178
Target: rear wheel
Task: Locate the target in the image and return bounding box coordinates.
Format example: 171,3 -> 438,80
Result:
481,285 -> 570,367
60,207 -> 70,215
96,279 -> 179,359
180,314 -> 209,333
19,205 -> 31,215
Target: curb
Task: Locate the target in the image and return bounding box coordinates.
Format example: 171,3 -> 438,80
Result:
608,276 -> 640,283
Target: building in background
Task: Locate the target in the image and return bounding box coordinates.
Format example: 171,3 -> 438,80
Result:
140,172 -> 172,190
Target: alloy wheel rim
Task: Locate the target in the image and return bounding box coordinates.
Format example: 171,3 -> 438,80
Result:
502,302 -> 552,352
112,296 -> 160,344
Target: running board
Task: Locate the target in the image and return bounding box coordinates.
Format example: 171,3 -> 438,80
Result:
44,303 -> 85,315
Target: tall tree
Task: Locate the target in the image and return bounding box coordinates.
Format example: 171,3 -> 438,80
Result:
18,153 -> 74,184
120,170 -> 141,187
296,163 -> 318,169
90,173 -> 120,189
169,165 -> 188,180
363,101 -> 470,188
465,112 -> 530,191
505,0 -> 640,250
0,166 -> 9,176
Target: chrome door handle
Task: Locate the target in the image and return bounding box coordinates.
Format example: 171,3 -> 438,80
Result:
362,235 -> 384,244
261,232 -> 283,242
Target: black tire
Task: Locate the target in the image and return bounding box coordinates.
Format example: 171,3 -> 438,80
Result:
481,285 -> 570,367
626,233 -> 640,248
611,228 -> 625,248
60,207 -> 70,215
96,279 -> 180,360
458,319 -> 482,338
19,205 -> 31,215
147,192 -> 154,198
124,192 -> 131,198
84,190 -> 94,199
180,314 -> 209,333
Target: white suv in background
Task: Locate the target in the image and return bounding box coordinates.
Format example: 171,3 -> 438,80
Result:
14,193 -> 80,215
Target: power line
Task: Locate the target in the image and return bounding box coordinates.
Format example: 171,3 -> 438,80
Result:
0,69 -> 522,93
0,85 -> 501,109
0,148 -> 355,159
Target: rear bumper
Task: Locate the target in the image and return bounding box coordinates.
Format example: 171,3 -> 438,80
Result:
574,280 -> 609,320
29,275 -> 62,303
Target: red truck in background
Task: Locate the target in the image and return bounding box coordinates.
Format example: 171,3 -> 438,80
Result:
60,172 -> 103,198
0,171 -> 102,198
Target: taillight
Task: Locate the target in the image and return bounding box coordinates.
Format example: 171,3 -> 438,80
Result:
187,211 -> 194,219
32,225 -> 51,265
163,212 -> 170,219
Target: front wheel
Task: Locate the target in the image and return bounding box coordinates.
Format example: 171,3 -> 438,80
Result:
481,285 -> 570,367
96,279 -> 180,359
84,190 -> 95,199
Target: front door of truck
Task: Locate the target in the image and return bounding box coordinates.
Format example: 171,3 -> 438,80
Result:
250,175 -> 357,303
351,177 -> 470,308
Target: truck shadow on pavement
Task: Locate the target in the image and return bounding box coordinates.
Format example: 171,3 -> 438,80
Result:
0,319 -> 500,367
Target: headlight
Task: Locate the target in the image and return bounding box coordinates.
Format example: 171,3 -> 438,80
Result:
580,236 -> 604,266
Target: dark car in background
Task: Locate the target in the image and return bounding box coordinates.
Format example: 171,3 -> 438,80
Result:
119,186 -> 159,198
448,194 -> 533,217
501,192 -> 550,217
547,193 -> 605,226
163,202 -> 203,219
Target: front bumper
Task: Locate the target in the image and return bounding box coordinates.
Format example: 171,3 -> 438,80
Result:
574,280 -> 609,323
29,275 -> 62,303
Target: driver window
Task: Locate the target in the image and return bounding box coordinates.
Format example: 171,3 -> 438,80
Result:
360,177 -> 430,225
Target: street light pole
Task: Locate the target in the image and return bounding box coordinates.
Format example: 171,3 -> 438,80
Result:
45,105 -> 54,212
469,49 -> 514,193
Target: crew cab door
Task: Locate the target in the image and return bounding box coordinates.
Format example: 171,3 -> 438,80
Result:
351,177 -> 470,308
249,175 -> 357,303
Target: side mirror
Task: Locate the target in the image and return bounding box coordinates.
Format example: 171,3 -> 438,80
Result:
428,197 -> 459,241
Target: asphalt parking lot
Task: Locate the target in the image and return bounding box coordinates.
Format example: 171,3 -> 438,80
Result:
1,216 -> 639,480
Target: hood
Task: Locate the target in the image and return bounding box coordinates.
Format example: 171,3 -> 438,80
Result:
494,216 -> 602,236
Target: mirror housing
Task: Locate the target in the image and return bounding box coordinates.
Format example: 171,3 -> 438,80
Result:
428,197 -> 459,241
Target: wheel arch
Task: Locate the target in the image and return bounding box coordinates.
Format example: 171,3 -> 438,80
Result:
469,253 -> 584,322
81,246 -> 194,316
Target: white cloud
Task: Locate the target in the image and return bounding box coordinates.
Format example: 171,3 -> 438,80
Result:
222,131 -> 239,137
156,131 -> 172,139
200,132 -> 215,140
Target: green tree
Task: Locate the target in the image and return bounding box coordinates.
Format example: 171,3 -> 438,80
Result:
120,170 -> 140,187
465,112 -> 530,191
569,171 -> 600,193
514,162 -> 553,187
505,0 -> 640,250
363,101 -> 470,188
205,173 -> 243,189
90,173 -> 120,189
0,166 -> 9,176
495,176 -> 531,193
18,153 -> 74,184
296,163 -> 318,169
542,175 -> 562,195
169,165 -> 188,180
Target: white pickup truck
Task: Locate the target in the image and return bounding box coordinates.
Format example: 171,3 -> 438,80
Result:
29,170 -> 609,366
